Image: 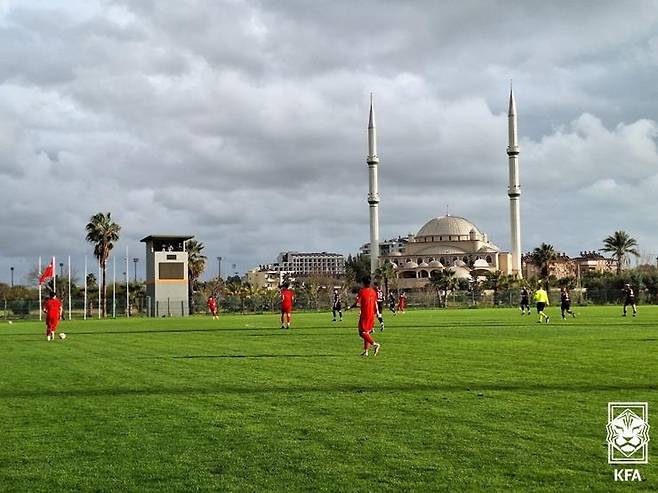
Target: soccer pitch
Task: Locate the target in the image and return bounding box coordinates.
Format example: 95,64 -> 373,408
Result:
1,307 -> 656,491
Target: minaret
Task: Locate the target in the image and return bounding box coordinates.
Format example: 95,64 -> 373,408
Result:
507,84 -> 522,278
367,94 -> 380,276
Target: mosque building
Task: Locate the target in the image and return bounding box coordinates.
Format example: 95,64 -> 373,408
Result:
365,87 -> 522,290
381,215 -> 512,290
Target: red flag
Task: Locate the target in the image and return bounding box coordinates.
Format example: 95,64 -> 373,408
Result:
39,261 -> 54,285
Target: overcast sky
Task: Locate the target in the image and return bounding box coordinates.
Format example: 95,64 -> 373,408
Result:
2,0 -> 658,283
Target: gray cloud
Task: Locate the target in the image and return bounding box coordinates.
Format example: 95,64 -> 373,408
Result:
2,0 -> 658,283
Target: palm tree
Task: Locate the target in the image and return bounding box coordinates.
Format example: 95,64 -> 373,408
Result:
485,270 -> 509,306
530,243 -> 557,281
601,231 -> 640,274
263,287 -> 280,312
375,261 -> 397,297
186,239 -> 207,314
430,269 -> 457,308
242,283 -> 262,312
237,284 -> 252,314
86,273 -> 97,289
302,279 -> 320,310
224,282 -> 242,312
85,212 -> 121,317
204,277 -> 224,299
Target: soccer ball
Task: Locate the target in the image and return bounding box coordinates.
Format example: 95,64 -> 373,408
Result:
58,333 -> 66,340
7,320 -> 12,325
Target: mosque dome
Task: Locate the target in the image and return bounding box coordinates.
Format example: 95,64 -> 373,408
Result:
403,261 -> 419,269
428,260 -> 443,268
451,266 -> 472,279
473,258 -> 490,268
417,215 -> 481,238
418,261 -> 429,268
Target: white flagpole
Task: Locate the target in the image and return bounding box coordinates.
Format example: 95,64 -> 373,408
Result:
98,260 -> 101,319
53,256 -> 56,296
112,257 -> 116,318
126,246 -> 130,318
38,256 -> 42,321
84,256 -> 87,320
68,256 -> 72,320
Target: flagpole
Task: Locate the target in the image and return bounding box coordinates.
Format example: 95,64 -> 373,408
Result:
38,256 -> 42,321
126,246 -> 130,318
113,257 -> 116,318
53,256 -> 56,297
84,256 -> 87,320
98,260 -> 101,319
68,256 -> 72,320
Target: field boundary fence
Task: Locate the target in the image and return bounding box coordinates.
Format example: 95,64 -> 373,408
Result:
2,288 -> 655,320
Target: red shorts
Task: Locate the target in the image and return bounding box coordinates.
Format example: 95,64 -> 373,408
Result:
281,305 -> 292,314
359,316 -> 375,332
46,317 -> 59,332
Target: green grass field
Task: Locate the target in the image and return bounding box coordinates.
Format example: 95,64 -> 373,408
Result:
1,306 -> 656,492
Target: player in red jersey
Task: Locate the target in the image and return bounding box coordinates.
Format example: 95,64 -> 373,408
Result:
43,291 -> 63,341
352,276 -> 381,357
280,281 -> 294,329
398,290 -> 407,313
207,295 -> 219,319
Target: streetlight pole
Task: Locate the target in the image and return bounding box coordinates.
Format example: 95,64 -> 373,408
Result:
217,256 -> 222,279
133,258 -> 139,283
59,262 -> 64,277
10,266 -> 14,287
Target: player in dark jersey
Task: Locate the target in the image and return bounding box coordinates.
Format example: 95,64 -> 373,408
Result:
622,284 -> 637,317
331,288 -> 343,322
560,287 -> 575,319
387,291 -> 397,315
519,287 -> 530,315
374,282 -> 385,331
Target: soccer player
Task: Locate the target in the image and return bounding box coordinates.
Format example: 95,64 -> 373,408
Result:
560,287 -> 575,319
43,291 -> 63,341
280,282 -> 294,329
207,295 -> 219,320
352,276 -> 381,357
398,290 -> 407,313
519,286 -> 530,315
533,284 -> 550,324
622,283 -> 637,317
331,288 -> 343,322
374,282 -> 385,331
387,291 -> 397,315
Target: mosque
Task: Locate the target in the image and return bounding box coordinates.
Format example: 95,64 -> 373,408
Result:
382,215 -> 512,290
365,87 -> 522,290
